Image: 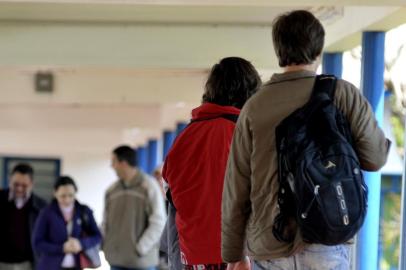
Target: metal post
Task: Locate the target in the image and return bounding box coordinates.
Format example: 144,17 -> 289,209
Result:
322,52 -> 343,78
163,130 -> 175,160
356,31 -> 385,270
136,145 -> 148,173
147,139 -> 159,174
176,122 -> 188,137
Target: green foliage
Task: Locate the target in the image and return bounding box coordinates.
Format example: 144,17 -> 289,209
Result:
380,180 -> 401,269
390,115 -> 404,151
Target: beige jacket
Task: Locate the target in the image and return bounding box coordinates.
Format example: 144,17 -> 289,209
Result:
221,70 -> 390,262
102,170 -> 166,268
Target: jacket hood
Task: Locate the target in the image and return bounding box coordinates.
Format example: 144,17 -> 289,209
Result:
191,103 -> 240,120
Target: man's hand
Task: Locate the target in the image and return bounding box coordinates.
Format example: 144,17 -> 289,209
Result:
227,256 -> 251,270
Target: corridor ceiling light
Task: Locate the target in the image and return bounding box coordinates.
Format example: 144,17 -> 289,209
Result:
310,6 -> 344,25
175,102 -> 186,108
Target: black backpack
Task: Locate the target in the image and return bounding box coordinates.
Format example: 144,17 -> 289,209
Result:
272,75 -> 368,245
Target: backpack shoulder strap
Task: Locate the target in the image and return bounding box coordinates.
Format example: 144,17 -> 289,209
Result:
310,74 -> 337,100
218,113 -> 239,123
288,75 -> 337,122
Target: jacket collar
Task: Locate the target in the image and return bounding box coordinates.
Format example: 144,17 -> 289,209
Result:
8,188 -> 32,204
50,199 -> 80,216
268,70 -> 316,85
120,169 -> 143,189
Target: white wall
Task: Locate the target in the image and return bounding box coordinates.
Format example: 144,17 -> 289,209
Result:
63,151 -> 116,224
0,67 -> 205,223
0,64 -> 273,225
0,129 -> 125,224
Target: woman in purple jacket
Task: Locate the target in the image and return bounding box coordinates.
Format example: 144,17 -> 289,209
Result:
32,176 -> 102,270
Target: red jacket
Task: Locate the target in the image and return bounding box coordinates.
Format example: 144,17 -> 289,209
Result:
162,103 -> 240,265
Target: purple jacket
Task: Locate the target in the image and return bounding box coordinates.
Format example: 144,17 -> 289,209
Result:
32,200 -> 102,270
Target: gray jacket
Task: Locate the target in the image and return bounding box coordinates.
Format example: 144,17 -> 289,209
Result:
160,203 -> 181,270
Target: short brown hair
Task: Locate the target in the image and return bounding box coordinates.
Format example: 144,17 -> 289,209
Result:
11,163 -> 34,181
113,145 -> 137,167
272,10 -> 325,67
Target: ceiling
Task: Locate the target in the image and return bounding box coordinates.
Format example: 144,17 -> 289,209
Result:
0,0 -> 405,149
0,1 -> 404,69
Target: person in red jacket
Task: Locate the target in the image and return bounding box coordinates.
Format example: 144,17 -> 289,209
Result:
162,57 -> 261,270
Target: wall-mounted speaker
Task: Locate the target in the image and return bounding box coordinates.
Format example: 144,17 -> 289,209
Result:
35,72 -> 54,93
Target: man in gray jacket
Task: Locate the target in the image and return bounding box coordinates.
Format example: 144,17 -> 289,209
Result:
103,145 -> 166,270
222,10 -> 390,270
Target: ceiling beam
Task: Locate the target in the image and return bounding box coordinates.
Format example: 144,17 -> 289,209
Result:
1,0 -> 405,6
0,3 -> 298,25
326,7 -> 406,52
0,22 -> 277,69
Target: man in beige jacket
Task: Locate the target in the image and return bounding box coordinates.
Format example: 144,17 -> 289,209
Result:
222,10 -> 390,270
103,145 -> 166,270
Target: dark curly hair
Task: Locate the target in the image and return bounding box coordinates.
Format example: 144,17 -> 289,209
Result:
202,57 -> 261,109
272,10 -> 325,67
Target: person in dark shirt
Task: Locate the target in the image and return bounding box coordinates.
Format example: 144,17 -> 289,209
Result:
0,163 -> 47,270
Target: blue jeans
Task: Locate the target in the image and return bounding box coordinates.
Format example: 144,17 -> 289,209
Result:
111,266 -> 157,270
252,244 -> 351,270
